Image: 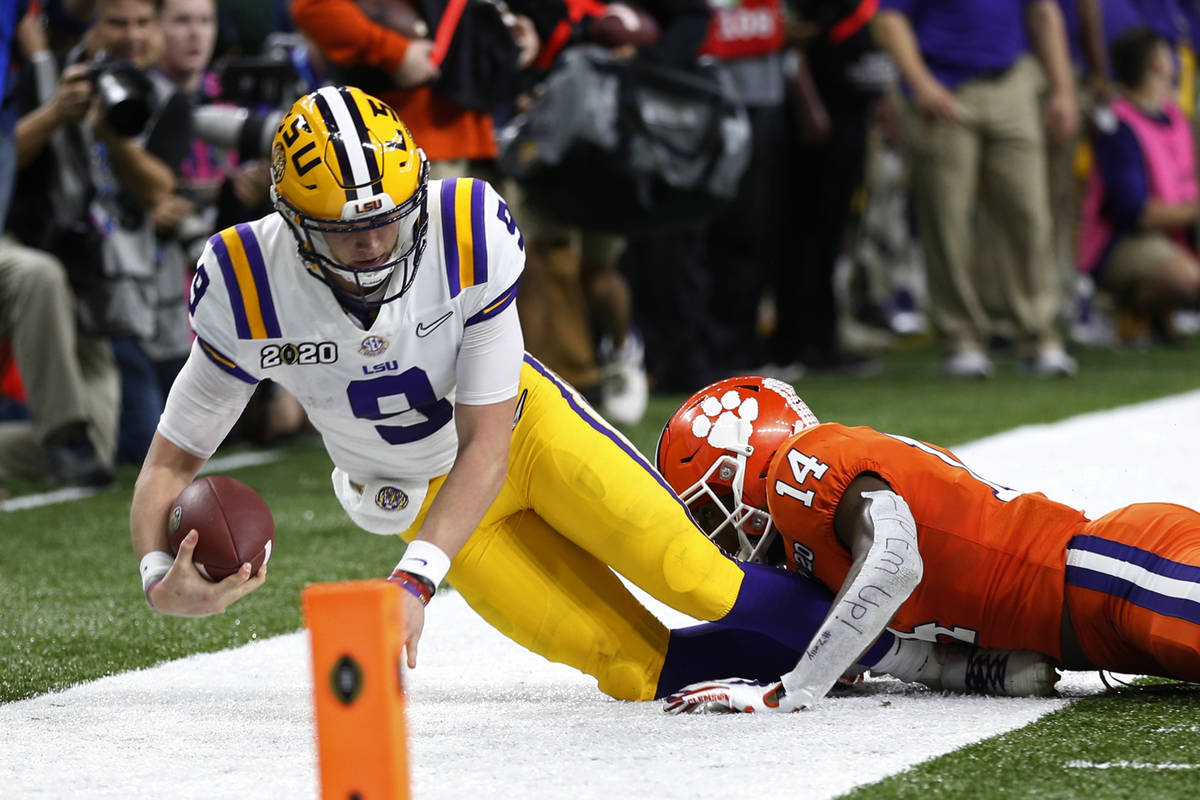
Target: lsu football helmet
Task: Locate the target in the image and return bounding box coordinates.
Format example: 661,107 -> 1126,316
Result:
270,85 -> 429,306
656,376 -> 820,563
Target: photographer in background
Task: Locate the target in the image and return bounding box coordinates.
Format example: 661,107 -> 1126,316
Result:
0,1 -> 116,487
155,0 -> 309,446
10,0 -> 193,466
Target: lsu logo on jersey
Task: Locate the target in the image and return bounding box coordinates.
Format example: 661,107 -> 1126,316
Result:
375,486 -> 410,511
260,341 -> 338,368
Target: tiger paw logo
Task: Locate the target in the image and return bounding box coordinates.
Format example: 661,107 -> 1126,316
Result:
690,389 -> 756,454
375,486 -> 409,512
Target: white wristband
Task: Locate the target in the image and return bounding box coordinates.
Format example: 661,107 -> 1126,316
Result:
140,551 -> 174,596
394,540 -> 451,587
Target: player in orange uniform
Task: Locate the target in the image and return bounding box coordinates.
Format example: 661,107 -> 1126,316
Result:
656,375 -> 1200,713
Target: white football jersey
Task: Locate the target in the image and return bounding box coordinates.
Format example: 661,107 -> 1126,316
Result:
183,176 -> 526,481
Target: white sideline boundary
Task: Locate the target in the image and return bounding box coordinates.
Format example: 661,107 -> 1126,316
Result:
3,390 -> 1200,799
0,449 -> 281,512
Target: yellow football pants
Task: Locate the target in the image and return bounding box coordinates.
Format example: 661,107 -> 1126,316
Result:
400,356 -> 746,700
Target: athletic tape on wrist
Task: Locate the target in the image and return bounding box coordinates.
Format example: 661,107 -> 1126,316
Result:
139,551 -> 174,603
388,570 -> 436,605
394,539 -> 451,587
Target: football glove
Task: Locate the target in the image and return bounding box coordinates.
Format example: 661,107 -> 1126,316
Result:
663,678 -> 790,714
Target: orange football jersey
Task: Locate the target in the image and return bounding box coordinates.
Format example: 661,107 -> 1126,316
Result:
764,423 -> 1089,660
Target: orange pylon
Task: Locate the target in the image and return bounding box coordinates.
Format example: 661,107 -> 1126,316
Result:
303,580 -> 410,800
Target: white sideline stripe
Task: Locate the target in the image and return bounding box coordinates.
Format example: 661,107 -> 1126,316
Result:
1066,549 -> 1200,602
0,450 -> 281,512
1067,761 -> 1200,770
0,485 -> 102,511
200,449 -> 283,473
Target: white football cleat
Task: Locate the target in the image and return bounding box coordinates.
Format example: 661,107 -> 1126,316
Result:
918,645 -> 1059,697
599,330 -> 648,426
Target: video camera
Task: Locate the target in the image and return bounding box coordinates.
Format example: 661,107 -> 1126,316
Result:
190,33 -> 313,161
89,54 -> 155,137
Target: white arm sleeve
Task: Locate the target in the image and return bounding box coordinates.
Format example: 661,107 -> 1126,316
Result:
157,342 -> 259,459
455,304 -> 524,405
780,489 -> 923,709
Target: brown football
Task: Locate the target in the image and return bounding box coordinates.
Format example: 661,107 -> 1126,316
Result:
587,3 -> 662,48
166,476 -> 275,582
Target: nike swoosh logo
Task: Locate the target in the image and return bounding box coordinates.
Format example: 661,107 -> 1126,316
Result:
511,389 -> 528,430
411,558 -> 428,566
416,311 -> 453,337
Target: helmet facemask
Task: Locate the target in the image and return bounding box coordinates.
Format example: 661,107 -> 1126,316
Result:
275,155 -> 430,309
671,404 -> 782,564
677,451 -> 782,565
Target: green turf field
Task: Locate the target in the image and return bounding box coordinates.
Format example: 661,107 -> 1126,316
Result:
3,338 -> 1200,798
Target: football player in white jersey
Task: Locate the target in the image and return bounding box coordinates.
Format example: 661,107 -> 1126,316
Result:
129,86 -> 1017,702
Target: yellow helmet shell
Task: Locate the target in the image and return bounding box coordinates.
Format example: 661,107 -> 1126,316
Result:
269,85 -> 431,306
271,85 -> 422,223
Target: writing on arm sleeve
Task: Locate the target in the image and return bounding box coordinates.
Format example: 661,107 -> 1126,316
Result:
779,489 -> 922,709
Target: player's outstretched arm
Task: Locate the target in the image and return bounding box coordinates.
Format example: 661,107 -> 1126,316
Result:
390,395 -> 518,667
131,433 -> 266,616
775,477 -> 923,709
665,475 -> 924,714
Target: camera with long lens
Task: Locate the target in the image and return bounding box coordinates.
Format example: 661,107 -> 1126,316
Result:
191,34 -> 311,160
89,55 -> 155,137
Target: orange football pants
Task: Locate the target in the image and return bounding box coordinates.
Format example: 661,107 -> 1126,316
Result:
1065,503 -> 1200,680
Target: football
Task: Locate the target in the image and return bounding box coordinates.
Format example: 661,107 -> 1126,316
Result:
166,476 -> 275,582
357,0 -> 428,38
587,3 -> 661,48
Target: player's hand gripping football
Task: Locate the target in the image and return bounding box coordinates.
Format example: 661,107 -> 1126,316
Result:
147,529 -> 267,617
663,678 -> 792,714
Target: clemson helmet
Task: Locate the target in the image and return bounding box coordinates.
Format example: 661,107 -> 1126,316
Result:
656,376 -> 820,563
270,85 -> 429,306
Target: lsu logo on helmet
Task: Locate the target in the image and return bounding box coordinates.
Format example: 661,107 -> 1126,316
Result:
270,85 -> 430,307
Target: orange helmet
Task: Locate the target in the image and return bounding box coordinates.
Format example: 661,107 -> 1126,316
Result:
656,376 -> 819,563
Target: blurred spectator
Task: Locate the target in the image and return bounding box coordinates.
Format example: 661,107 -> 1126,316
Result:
0,2 -> 116,487
2,2 -> 27,231
214,0 -> 291,57
697,0 -> 790,377
147,0 -> 222,394
770,7 -> 889,375
291,0 -> 546,175
622,0 -> 782,392
10,0 -> 193,464
0,236 -> 117,486
156,0 -> 311,444
1045,1 -> 1107,322
871,1 -> 1079,378
512,0 -> 711,423
846,90 -> 928,341
1078,27 -> 1200,344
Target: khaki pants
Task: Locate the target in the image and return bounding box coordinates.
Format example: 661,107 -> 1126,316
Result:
504,181 -> 626,392
0,236 -> 119,480
900,57 -> 1062,356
